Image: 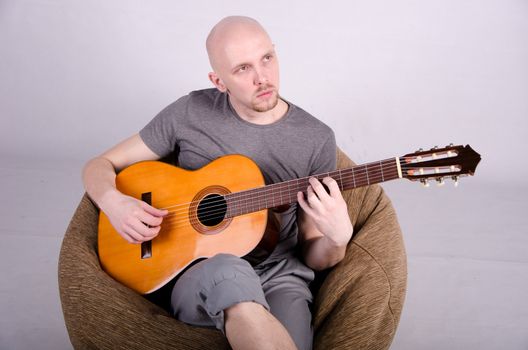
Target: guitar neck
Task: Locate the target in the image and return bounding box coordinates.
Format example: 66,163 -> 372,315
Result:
225,157 -> 401,217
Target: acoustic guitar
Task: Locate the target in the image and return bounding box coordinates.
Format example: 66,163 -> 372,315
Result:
98,144 -> 481,294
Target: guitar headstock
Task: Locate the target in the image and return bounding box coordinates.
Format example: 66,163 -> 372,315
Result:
401,144 -> 481,187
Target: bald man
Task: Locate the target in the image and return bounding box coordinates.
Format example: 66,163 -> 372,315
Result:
83,16 -> 352,350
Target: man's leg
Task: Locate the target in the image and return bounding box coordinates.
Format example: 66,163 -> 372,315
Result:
264,278 -> 314,350
254,257 -> 315,350
171,254 -> 296,349
225,302 -> 297,350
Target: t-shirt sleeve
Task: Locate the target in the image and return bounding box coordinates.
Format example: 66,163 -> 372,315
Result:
139,96 -> 187,158
310,128 -> 337,175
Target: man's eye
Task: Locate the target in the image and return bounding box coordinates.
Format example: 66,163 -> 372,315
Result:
238,65 -> 248,72
264,55 -> 272,62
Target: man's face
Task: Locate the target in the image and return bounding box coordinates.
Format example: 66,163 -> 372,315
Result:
210,29 -> 280,114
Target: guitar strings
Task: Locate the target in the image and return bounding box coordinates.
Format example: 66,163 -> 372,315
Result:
160,159 -> 438,226
144,157 -> 450,229
155,151 -> 455,215
161,168 -> 403,230
158,157 -> 401,214
160,167 -> 404,229
160,158 -> 399,216
162,157 -> 459,229
162,163 -> 447,230
160,162 -> 419,226
164,166 -> 401,219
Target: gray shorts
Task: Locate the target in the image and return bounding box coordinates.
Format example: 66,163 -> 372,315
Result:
171,253 -> 315,350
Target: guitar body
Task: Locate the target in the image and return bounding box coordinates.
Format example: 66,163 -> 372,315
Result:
98,155 -> 269,294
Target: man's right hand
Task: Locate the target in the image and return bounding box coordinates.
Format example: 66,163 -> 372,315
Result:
99,190 -> 168,244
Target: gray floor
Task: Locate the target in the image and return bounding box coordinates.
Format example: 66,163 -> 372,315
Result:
1,156 -> 527,349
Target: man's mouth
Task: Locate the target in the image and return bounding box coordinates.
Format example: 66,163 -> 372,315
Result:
256,90 -> 273,98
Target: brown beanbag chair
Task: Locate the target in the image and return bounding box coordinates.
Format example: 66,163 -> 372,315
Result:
58,148 -> 406,349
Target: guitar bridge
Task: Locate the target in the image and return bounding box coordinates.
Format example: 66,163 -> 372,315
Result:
141,192 -> 153,259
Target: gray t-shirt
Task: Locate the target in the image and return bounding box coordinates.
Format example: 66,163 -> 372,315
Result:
140,88 -> 336,262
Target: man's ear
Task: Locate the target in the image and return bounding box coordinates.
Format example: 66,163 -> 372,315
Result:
208,72 -> 227,92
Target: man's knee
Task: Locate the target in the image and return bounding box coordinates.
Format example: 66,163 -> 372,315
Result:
191,253 -> 253,284
208,253 -> 252,271
171,254 -> 269,331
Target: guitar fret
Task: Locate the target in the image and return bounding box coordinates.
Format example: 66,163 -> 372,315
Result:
236,193 -> 241,216
291,179 -> 296,204
245,193 -> 249,214
286,181 -> 290,205
296,178 -> 300,202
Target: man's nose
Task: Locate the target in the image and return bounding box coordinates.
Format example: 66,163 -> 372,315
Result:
253,67 -> 268,85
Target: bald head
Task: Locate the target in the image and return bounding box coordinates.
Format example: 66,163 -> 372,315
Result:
205,16 -> 282,116
206,16 -> 272,72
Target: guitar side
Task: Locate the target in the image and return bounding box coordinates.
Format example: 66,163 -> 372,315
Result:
97,155 -> 268,294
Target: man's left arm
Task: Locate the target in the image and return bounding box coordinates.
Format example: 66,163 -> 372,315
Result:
297,177 -> 353,271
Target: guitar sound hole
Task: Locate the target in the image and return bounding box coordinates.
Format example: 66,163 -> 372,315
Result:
197,194 -> 227,227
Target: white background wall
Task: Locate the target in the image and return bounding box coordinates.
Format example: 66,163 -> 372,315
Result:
1,1 -> 527,349
1,0 -> 527,179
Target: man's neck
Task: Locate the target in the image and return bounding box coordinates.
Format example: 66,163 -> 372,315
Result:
231,98 -> 289,125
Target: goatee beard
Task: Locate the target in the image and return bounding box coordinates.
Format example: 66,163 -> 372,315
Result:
252,92 -> 279,112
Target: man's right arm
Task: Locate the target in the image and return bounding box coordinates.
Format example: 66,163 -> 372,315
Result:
82,133 -> 168,244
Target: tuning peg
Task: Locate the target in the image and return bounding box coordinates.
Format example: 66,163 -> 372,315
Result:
420,179 -> 430,188
452,176 -> 459,187
446,143 -> 456,157
436,177 -> 445,186
431,146 -> 439,159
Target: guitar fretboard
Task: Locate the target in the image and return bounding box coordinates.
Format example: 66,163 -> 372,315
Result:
225,157 -> 400,217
